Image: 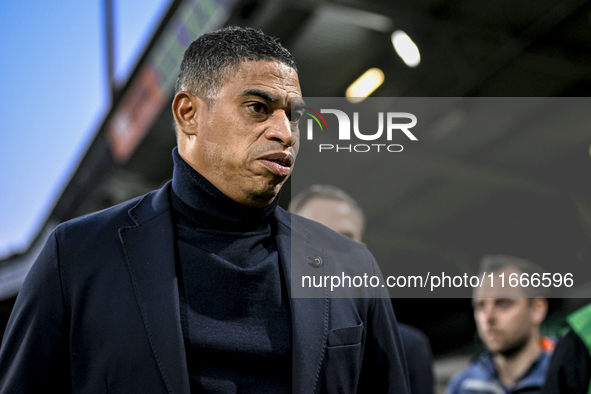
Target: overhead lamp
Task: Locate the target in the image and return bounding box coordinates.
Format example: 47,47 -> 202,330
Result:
391,30 -> 421,68
345,68 -> 385,103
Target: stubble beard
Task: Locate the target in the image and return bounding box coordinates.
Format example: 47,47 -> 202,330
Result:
492,333 -> 530,359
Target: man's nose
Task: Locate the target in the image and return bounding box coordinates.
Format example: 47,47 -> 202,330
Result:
483,307 -> 496,323
265,110 -> 294,147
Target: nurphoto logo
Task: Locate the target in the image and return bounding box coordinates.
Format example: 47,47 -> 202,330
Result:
303,107 -> 418,153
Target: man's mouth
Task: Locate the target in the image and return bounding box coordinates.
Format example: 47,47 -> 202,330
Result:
258,152 -> 294,177
486,330 -> 502,339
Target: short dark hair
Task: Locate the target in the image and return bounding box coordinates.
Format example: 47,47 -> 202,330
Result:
289,184 -> 366,236
478,254 -> 548,297
175,26 -> 297,101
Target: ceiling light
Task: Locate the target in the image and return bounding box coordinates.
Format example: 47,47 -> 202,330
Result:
346,68 -> 385,103
391,30 -> 421,68
321,4 -> 394,33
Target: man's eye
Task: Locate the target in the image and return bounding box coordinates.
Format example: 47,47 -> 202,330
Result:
497,299 -> 512,308
289,111 -> 303,123
250,103 -> 267,113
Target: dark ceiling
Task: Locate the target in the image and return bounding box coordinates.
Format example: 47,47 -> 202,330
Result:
258,0 -> 591,98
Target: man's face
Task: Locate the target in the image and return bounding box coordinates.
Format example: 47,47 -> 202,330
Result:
296,198 -> 363,243
472,267 -> 540,356
178,60 -> 302,207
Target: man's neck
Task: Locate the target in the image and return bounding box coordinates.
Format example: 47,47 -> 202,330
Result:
492,334 -> 542,388
171,147 -> 278,231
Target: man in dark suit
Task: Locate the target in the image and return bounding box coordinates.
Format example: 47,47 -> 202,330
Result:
0,27 -> 409,393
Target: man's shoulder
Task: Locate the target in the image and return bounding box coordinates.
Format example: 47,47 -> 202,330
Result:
55,183 -> 170,239
447,353 -> 495,393
519,347 -> 555,388
399,323 -> 431,353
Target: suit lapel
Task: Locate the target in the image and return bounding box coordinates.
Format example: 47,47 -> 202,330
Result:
119,184 -> 190,394
119,193 -> 328,394
276,209 -> 329,394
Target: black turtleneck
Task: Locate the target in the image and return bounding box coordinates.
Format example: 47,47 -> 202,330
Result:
170,148 -> 292,393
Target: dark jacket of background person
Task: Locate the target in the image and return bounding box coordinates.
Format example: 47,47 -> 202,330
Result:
541,302 -> 591,394
290,183 -> 434,394
399,324 -> 435,394
0,181 -> 410,393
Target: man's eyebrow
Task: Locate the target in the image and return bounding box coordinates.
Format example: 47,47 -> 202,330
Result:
240,89 -> 305,110
240,89 -> 279,103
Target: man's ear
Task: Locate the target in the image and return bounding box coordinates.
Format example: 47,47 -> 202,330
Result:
531,298 -> 548,325
172,91 -> 203,137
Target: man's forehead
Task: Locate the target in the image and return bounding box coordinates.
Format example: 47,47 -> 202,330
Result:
302,198 -> 355,215
223,60 -> 301,97
236,59 -> 296,76
300,198 -> 363,228
473,272 -> 530,300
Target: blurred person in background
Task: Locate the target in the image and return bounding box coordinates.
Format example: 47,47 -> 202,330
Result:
541,301 -> 591,394
289,184 -> 366,244
290,184 -> 435,394
0,27 -> 410,393
446,255 -> 553,394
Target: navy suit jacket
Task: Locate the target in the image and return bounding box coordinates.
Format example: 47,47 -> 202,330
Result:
0,182 -> 409,393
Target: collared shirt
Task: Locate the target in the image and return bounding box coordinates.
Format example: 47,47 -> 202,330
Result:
446,346 -> 554,394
